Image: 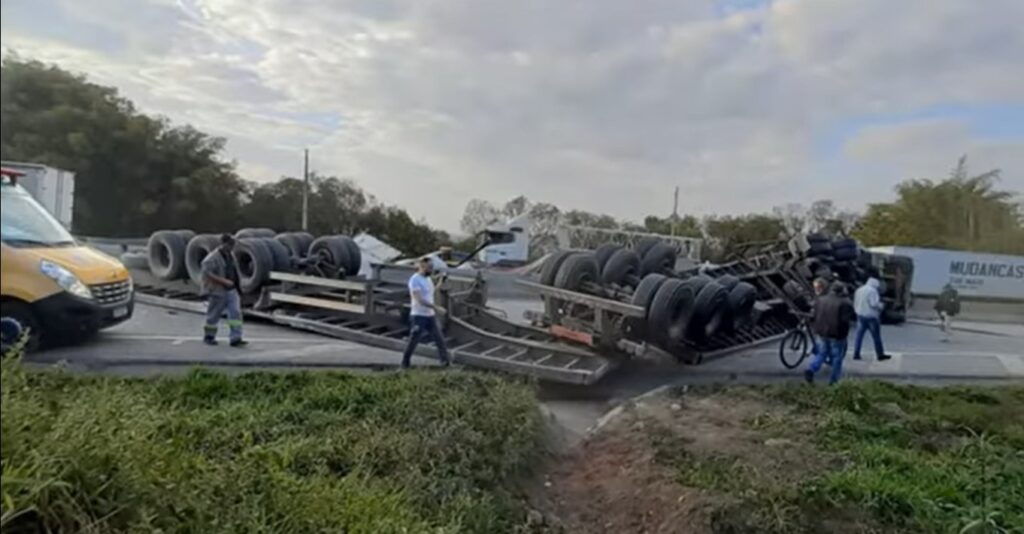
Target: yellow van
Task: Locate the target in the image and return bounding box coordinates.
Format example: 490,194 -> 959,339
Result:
1,168 -> 134,349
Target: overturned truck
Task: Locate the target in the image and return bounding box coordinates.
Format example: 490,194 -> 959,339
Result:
132,227 -> 908,386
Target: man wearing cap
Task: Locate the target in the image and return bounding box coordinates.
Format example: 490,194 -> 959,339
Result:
805,282 -> 854,385
401,256 -> 451,369
200,234 -> 247,347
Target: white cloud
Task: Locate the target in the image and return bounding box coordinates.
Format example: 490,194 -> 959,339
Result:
2,0 -> 1022,230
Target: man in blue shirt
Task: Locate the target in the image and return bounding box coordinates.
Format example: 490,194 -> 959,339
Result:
401,257 -> 451,369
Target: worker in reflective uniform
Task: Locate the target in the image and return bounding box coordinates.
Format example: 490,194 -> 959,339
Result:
200,234 -> 247,347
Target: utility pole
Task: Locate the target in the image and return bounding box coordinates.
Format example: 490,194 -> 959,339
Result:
671,186 -> 679,236
302,148 -> 309,231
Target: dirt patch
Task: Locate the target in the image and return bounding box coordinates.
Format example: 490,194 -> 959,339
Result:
533,387 -> 832,533
537,410 -> 715,534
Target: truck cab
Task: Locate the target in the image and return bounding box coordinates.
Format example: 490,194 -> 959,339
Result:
480,214 -> 530,267
1,168 -> 134,349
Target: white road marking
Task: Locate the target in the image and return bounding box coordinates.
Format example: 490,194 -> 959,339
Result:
103,334 -> 327,343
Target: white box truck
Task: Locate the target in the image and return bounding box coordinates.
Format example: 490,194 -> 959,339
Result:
0,161 -> 75,230
870,246 -> 1024,301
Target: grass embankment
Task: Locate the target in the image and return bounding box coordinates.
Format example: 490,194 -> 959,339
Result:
650,383 -> 1024,533
1,357 -> 545,533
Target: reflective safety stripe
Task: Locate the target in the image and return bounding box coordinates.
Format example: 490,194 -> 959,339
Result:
226,319 -> 243,327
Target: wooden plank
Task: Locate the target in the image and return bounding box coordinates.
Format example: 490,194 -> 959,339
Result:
269,292 -> 365,314
270,271 -> 367,292
550,325 -> 594,346
515,280 -> 644,317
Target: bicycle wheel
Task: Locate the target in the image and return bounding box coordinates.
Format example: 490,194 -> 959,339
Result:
779,328 -> 809,369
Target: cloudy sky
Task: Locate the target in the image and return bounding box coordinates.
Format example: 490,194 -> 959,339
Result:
2,0 -> 1022,231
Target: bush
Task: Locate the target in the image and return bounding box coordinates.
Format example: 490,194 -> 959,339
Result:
1,358 -> 544,533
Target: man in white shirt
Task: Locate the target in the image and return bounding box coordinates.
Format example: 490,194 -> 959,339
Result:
852,274 -> 891,361
400,257 -> 451,369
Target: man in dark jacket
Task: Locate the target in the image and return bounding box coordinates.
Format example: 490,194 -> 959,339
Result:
805,282 -> 855,385
934,283 -> 961,342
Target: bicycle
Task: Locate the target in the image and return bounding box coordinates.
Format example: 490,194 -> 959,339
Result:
779,315 -> 816,369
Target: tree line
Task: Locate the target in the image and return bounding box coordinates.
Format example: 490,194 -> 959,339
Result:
0,58 -> 447,255
461,160 -> 1024,260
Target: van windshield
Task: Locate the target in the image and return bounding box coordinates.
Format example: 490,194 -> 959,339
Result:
0,184 -> 75,247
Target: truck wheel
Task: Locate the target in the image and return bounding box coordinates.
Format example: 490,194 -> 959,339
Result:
310,237 -> 352,278
553,253 -> 600,293
148,230 -> 189,281
185,234 -> 221,286
275,233 -> 305,259
291,232 -> 315,255
686,281 -> 729,344
235,228 -> 276,239
594,244 -> 623,271
341,236 -> 362,276
601,248 -> 641,287
540,250 -> 577,286
0,300 -> 41,352
648,278 -> 700,346
261,237 -> 294,273
807,240 -> 833,257
783,280 -> 811,311
716,274 -> 740,291
234,238 -> 273,293
629,274 -> 667,339
634,237 -> 661,258
726,282 -> 757,326
640,243 -> 677,276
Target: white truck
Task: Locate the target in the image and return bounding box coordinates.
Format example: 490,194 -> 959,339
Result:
0,161 -> 75,230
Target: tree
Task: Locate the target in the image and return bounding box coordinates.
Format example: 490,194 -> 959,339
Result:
636,214 -> 702,238
1,58 -> 246,235
853,156 -> 1024,254
459,199 -> 501,235
703,214 -> 787,261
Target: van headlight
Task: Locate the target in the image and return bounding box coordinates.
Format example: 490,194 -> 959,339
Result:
40,260 -> 93,299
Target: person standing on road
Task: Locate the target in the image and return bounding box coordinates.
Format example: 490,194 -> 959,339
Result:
401,257 -> 451,369
935,283 -> 961,342
200,234 -> 247,347
805,282 -> 855,385
852,273 -> 891,362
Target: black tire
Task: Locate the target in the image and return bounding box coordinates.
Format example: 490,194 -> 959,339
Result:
147,230 -> 189,281
783,280 -> 812,311
726,282 -> 757,324
832,237 -> 857,251
806,232 -> 829,243
593,244 -> 623,271
808,240 -> 833,257
1,300 -> 41,352
310,237 -> 353,277
857,248 -> 873,270
647,278 -> 700,346
628,274 -> 668,340
234,238 -> 273,294
634,237 -> 661,258
175,229 -> 196,244
292,232 -> 315,256
540,250 -> 577,286
833,245 -> 858,261
685,281 -> 729,344
554,253 -> 600,292
340,236 -> 362,276
779,328 -> 810,369
185,234 -> 221,286
275,233 -> 305,259
261,237 -> 294,273
235,228 -> 276,239
601,248 -> 641,287
640,243 -> 677,276
716,274 -> 741,291
881,308 -> 906,325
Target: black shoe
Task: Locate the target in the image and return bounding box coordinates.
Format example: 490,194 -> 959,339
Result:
852,355 -> 862,361
440,360 -> 451,368
203,338 -> 218,346
877,354 -> 892,362
230,339 -> 248,348
803,370 -> 814,384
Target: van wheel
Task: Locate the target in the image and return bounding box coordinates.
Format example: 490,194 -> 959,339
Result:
0,300 -> 41,352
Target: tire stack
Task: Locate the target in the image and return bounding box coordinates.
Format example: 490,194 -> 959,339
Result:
146,229 -> 361,295
800,233 -> 871,289
541,239 -> 679,294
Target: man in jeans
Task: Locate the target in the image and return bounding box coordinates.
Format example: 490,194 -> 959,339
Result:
805,282 -> 855,385
852,274 -> 891,361
200,234 -> 247,347
401,257 -> 451,369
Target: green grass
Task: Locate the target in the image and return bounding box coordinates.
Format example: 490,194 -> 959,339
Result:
1,356 -> 545,533
654,382 -> 1024,534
